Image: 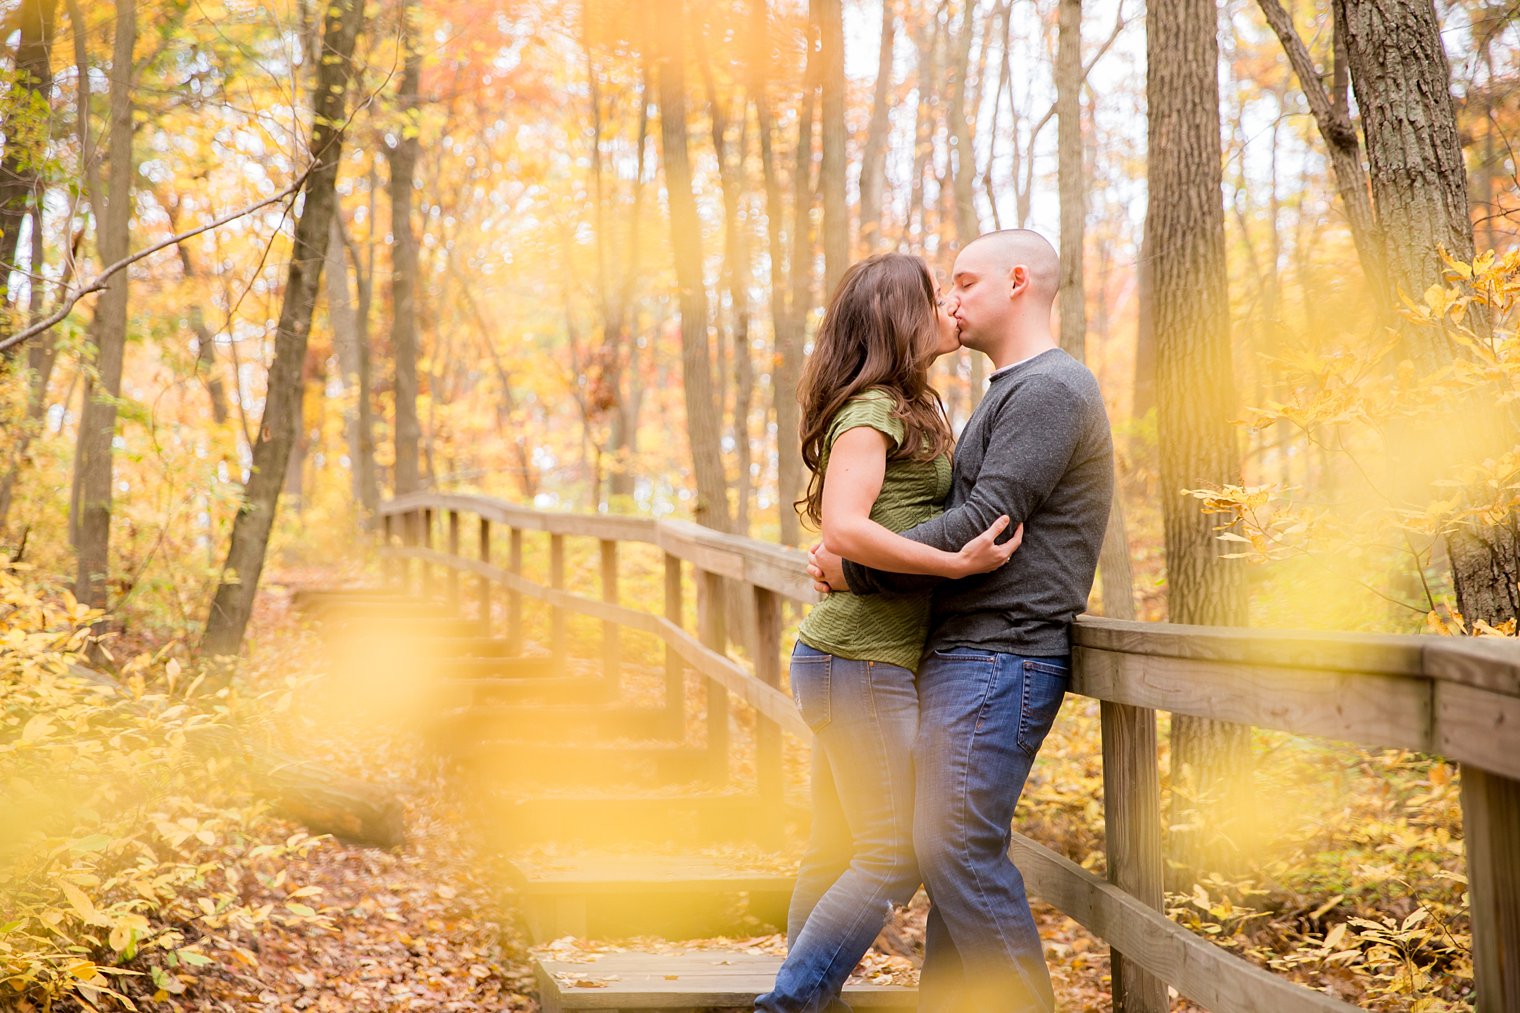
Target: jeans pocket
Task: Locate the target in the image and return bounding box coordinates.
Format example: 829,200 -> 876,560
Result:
791,651 -> 832,733
1017,657 -> 1069,758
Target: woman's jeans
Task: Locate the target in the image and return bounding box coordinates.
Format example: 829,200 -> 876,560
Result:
754,642 -> 921,1013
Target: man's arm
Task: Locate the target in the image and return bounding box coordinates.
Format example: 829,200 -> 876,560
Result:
844,375 -> 1085,595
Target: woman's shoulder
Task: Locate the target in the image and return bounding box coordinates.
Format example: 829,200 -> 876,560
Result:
826,388 -> 905,449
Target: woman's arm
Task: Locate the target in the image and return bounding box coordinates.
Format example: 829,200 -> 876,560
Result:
820,426 -> 1019,578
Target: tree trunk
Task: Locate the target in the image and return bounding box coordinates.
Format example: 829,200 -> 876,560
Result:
1133,225 -> 1156,417
0,0 -> 56,292
947,0 -> 980,251
857,0 -> 895,254
201,0 -> 365,657
1340,0 -> 1515,628
1058,0 -> 1137,620
653,4 -> 731,533
389,13 -> 424,497
1055,0 -> 1086,363
816,0 -> 848,295
1148,0 -> 1251,885
1340,0 -> 1470,367
706,75 -> 755,534
71,0 -> 134,613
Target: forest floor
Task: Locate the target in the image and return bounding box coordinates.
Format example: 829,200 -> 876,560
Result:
183,570 -> 1133,1013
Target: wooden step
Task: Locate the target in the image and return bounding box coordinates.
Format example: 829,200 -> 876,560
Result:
458,743 -> 714,788
329,614 -> 484,637
441,703 -> 679,744
432,655 -> 563,679
456,675 -> 614,705
307,598 -> 455,620
508,854 -> 795,941
290,587 -> 402,611
534,949 -> 917,1011
476,791 -> 808,846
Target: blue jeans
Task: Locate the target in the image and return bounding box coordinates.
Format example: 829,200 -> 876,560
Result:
914,648 -> 1069,1013
755,643 -> 921,1013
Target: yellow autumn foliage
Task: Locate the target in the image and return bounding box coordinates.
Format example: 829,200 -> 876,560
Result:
0,565 -> 328,1011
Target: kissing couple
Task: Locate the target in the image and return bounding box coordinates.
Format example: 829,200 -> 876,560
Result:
757,229 -> 1114,1013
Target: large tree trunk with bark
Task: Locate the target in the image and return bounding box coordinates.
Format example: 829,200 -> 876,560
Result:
389,14 -> 424,497
201,0 -> 365,657
653,4 -> 731,533
1148,0 -> 1251,884
1340,0 -> 1471,361
1340,0 -> 1516,629
70,0 -> 134,613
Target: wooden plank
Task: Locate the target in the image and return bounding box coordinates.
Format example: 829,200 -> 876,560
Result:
753,586 -> 785,813
1100,702 -> 1166,1013
1009,834 -> 1358,1013
658,620 -> 811,741
421,508 -> 435,597
382,492 -> 661,543
477,517 -> 492,631
1435,681 -> 1520,779
1460,765 -> 1520,1013
534,951 -> 916,1011
698,569 -> 729,784
447,509 -> 461,608
550,533 -> 566,662
601,539 -> 619,689
1073,647 -> 1433,752
1073,615 -> 1425,675
664,553 -> 685,735
508,527 -> 524,654
1424,636 -> 1520,695
657,522 -> 747,580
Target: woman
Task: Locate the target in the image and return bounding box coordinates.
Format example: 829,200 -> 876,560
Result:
756,253 -> 1020,1013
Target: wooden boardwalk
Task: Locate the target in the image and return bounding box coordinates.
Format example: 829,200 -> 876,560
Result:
301,493 -> 1519,1012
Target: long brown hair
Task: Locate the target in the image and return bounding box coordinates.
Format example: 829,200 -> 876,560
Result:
796,252 -> 954,527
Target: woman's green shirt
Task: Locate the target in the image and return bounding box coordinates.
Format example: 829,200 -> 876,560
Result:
797,390 -> 952,672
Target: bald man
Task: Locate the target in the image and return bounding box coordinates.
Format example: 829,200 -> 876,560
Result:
810,230 -> 1114,1012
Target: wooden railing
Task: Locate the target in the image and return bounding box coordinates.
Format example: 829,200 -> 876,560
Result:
376,493 -> 1520,1013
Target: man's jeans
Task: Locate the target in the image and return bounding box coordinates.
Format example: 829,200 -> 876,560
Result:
914,647 -> 1069,1013
755,643 -> 921,1013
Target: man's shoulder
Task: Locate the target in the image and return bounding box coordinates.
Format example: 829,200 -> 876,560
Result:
994,353 -> 1103,411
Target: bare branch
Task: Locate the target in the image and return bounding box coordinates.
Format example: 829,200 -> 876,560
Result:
0,177 -> 306,355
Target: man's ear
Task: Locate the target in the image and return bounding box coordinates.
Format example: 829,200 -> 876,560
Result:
1009,264 -> 1028,297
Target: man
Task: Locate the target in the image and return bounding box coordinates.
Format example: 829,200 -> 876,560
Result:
809,229 -> 1113,1011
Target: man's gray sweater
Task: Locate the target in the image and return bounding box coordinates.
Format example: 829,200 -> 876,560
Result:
841,347 -> 1114,658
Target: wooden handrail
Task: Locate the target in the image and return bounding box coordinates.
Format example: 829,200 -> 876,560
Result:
376,495 -> 1520,1013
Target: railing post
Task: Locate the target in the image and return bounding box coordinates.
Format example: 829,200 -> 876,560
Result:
600,539 -> 619,691
1100,699 -> 1167,1013
447,509 -> 461,611
421,508 -> 435,599
549,533 -> 566,663
381,513 -> 397,588
477,517 -> 492,633
508,527 -> 524,654
697,568 -> 729,784
402,508 -> 419,594
664,553 -> 685,737
752,586 -> 783,815
1462,765 -> 1520,1012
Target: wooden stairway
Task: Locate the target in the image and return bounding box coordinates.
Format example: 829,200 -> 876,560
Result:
299,584 -> 917,1012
